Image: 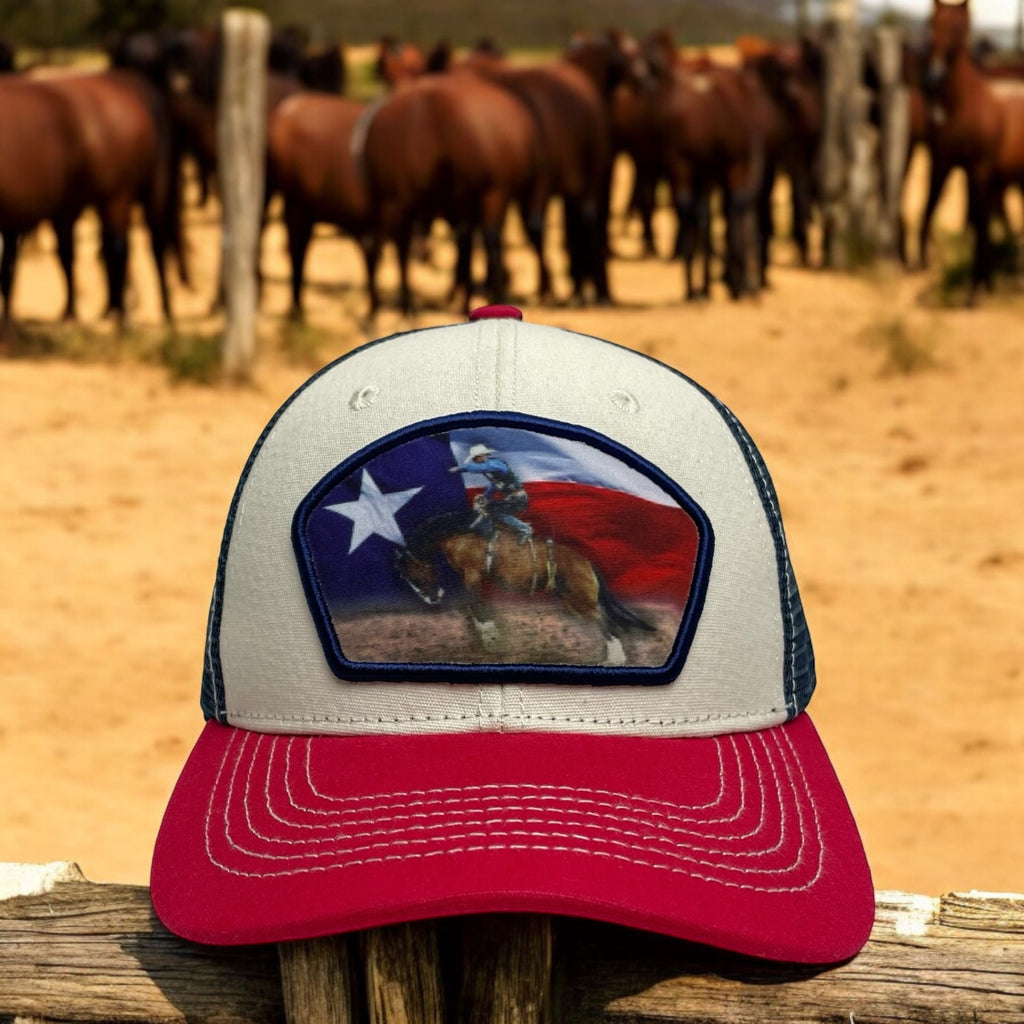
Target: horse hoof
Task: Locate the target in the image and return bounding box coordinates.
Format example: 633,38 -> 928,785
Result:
604,637 -> 626,666
474,619 -> 499,650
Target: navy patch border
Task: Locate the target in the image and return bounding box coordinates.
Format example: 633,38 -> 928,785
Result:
292,412 -> 714,686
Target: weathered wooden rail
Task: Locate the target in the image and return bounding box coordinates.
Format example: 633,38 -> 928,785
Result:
1,862 -> 1021,1023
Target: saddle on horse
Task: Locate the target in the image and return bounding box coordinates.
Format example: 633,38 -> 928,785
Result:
483,531 -> 556,593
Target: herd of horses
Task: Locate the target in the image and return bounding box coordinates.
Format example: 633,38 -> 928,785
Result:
0,0 -> 1022,332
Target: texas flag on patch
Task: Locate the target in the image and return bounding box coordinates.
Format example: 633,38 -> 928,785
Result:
293,420 -> 712,676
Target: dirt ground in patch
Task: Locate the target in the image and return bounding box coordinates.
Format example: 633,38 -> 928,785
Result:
1,150 -> 1022,904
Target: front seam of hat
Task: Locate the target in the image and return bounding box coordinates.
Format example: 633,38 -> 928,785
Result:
224,707 -> 781,727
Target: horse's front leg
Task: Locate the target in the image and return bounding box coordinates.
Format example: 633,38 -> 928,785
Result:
603,632 -> 627,667
966,168 -> 997,306
470,611 -> 499,651
461,572 -> 498,652
0,229 -> 20,326
465,598 -> 498,651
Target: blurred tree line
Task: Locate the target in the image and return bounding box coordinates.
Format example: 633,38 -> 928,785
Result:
0,0 -> 796,52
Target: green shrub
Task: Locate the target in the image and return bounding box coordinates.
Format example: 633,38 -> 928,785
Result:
157,329 -> 224,384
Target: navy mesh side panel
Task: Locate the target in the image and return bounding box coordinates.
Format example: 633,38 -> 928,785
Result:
200,577 -> 227,722
783,563 -> 817,714
703,397 -> 817,717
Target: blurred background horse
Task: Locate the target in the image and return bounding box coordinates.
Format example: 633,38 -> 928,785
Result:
0,77 -> 85,326
923,0 -> 1024,303
358,69 -> 545,318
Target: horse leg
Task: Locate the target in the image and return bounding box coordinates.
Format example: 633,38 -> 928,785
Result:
283,203 -> 314,320
730,196 -> 758,299
562,198 -> 586,304
896,143 -> 918,266
673,187 -> 700,301
634,163 -> 659,258
144,207 -> 173,322
459,573 -> 499,651
448,219 -> 474,314
696,186 -> 714,299
603,631 -> 627,666
966,170 -> 996,306
480,190 -> 510,307
469,607 -> 499,651
394,218 -> 416,318
101,226 -> 130,325
363,229 -> 384,322
482,221 -> 507,306
46,216 -> 80,321
790,171 -> 813,271
589,167 -> 615,304
522,205 -> 552,303
584,203 -> 612,305
0,230 -> 17,326
356,232 -> 380,326
756,165 -> 776,289
724,166 -> 761,300
916,151 -> 951,271
556,571 -> 626,666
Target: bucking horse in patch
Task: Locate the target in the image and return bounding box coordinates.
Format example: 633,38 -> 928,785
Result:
395,511 -> 655,666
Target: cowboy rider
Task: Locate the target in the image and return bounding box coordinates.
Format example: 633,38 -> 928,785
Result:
450,443 -> 533,543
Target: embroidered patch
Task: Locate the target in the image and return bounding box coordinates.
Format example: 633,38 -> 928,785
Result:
293,416 -> 713,684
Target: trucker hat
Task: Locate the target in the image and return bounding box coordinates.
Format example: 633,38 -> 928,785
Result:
151,306 -> 874,962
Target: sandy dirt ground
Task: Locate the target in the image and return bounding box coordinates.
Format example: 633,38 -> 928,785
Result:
1,151 -> 1022,905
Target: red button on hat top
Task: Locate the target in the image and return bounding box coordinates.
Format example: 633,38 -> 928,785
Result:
468,304 -> 523,321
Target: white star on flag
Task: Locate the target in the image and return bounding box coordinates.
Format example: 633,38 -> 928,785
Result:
325,470 -> 422,554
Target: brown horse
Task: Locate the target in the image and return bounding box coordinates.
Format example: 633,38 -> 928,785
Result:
266,92 -> 373,317
268,27 -> 346,94
740,35 -> 825,280
374,36 -> 427,89
641,33 -> 766,301
358,70 -> 545,318
924,0 -> 1024,302
611,72 -> 666,258
461,31 -> 636,305
395,513 -> 654,666
0,77 -> 86,326
30,68 -> 185,323
141,27 -> 324,211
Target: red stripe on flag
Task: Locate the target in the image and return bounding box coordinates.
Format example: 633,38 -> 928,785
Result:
469,482 -> 700,603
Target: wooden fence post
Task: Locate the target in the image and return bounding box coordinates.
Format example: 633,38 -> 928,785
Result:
3,867 -> 1024,1023
362,921 -> 446,1023
218,7 -> 270,383
875,24 -> 911,260
822,0 -> 882,269
458,915 -> 552,1023
278,936 -> 358,1024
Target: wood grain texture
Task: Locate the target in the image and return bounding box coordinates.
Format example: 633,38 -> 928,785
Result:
362,921 -> 446,1024
278,936 -> 357,1024
457,915 -> 552,1024
2,874 -> 1021,1023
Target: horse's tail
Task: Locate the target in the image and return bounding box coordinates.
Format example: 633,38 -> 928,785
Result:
596,573 -> 656,633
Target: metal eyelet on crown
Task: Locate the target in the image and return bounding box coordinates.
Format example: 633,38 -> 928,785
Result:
610,389 -> 641,414
350,385 -> 380,411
